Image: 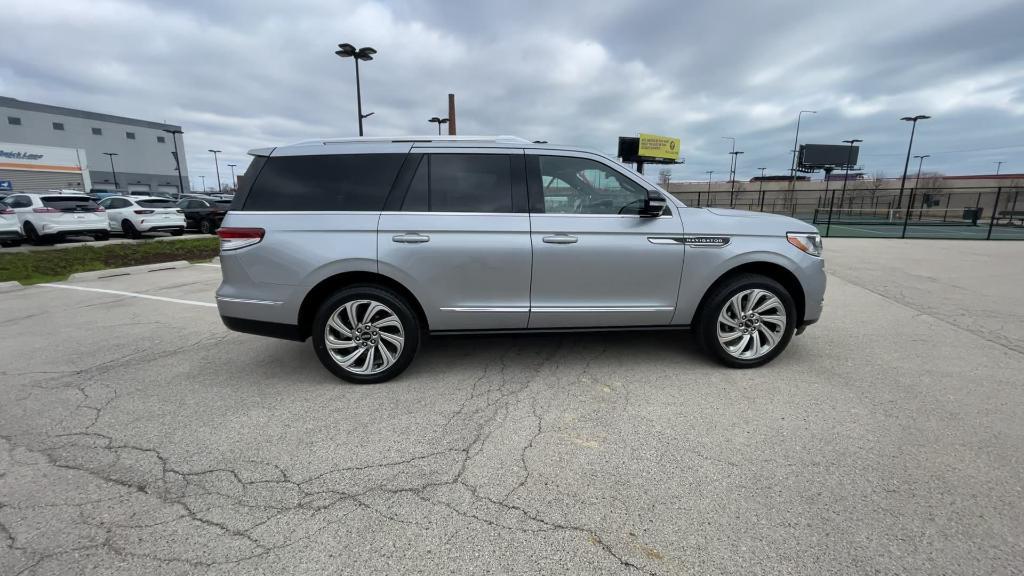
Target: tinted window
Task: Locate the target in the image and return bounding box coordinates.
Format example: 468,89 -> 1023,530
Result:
52,122 -> 64,131
401,156 -> 428,211
137,199 -> 176,208
126,132 -> 136,140
7,196 -> 31,208
112,198 -> 132,209
157,136 -> 166,143
92,127 -> 102,135
7,117 -> 21,125
537,156 -> 648,215
41,196 -> 100,211
426,154 -> 512,213
244,154 -> 404,211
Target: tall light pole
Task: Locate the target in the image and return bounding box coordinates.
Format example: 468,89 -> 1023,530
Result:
757,167 -> 767,212
914,154 -> 930,182
227,163 -> 238,190
702,170 -> 714,206
728,150 -> 744,205
896,115 -> 931,209
162,128 -> 186,198
994,161 -> 1004,176
335,43 -> 377,136
428,117 -> 449,135
208,149 -> 222,193
789,110 -> 817,184
839,139 -> 862,210
200,175 -> 206,192
721,137 -> 736,184
102,152 -> 119,190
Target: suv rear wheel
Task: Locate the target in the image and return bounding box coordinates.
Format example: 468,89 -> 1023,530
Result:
698,273 -> 796,368
311,285 -> 420,384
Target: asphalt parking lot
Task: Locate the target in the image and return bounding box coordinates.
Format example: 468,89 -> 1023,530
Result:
1,239 -> 1022,575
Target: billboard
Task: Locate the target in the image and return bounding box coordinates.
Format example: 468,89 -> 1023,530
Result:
638,133 -> 681,161
798,144 -> 859,169
618,134 -> 681,164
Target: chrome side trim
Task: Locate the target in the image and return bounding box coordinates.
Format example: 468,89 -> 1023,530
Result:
216,297 -> 283,306
647,236 -> 687,244
440,307 -> 530,313
530,307 -> 675,313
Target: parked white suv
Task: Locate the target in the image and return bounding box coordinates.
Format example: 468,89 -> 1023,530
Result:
98,196 -> 186,238
0,204 -> 24,247
1,193 -> 110,244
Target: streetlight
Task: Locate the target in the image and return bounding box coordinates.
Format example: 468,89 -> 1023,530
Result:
721,136 -> 736,184
200,175 -> 206,192
728,150 -> 744,205
335,43 -> 377,136
994,161 -> 1004,176
208,149 -> 222,193
428,117 -> 449,135
839,139 -> 862,210
102,153 -> 119,190
896,115 -> 931,209
757,167 -> 767,212
789,110 -> 817,183
227,163 -> 238,190
913,154 -> 930,183
162,128 -> 187,198
701,170 -> 714,206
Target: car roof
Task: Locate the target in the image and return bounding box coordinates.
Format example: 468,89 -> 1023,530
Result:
250,135 -> 604,158
118,196 -> 173,202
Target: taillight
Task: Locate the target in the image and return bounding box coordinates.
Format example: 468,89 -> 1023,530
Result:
0,207 -> 13,215
95,207 -> 106,212
33,207 -> 60,213
217,227 -> 264,251
134,209 -> 155,215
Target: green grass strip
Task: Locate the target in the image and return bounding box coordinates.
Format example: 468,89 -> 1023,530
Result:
0,238 -> 220,285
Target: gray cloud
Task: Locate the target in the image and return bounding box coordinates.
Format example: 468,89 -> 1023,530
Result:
2,0 -> 1022,187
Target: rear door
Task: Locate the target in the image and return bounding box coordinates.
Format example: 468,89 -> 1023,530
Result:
526,152 -> 685,328
377,149 -> 532,331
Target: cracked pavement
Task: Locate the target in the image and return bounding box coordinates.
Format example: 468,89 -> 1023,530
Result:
2,239 -> 1023,575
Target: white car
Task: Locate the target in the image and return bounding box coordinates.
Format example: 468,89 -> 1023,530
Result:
0,203 -> 24,247
1,193 -> 110,244
98,196 -> 186,238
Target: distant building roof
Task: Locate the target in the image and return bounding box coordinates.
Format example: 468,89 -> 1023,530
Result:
0,96 -> 182,132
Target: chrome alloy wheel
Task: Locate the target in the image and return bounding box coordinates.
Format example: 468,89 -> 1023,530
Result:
324,299 -> 405,375
716,288 -> 787,360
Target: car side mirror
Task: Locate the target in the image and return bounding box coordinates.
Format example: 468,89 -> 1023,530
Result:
641,194 -> 667,217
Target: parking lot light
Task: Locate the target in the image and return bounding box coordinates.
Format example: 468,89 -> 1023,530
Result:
896,115 -> 931,209
335,43 -> 377,136
208,150 -> 223,193
428,117 -> 449,135
162,128 -> 186,197
102,152 -> 120,190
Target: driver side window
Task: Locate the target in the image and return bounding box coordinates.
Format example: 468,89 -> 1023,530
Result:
538,156 -> 649,215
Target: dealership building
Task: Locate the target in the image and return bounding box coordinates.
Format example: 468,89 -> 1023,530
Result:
0,96 -> 189,195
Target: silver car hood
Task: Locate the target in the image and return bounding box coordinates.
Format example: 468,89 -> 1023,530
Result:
680,207 -> 818,236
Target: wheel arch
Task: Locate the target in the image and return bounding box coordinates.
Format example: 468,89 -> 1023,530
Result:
693,261 -> 806,329
297,271 -> 428,339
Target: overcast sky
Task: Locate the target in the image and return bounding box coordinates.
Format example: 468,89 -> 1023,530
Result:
3,0 -> 1023,188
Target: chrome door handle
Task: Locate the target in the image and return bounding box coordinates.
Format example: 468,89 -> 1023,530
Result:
392,233 -> 430,244
542,234 -> 578,244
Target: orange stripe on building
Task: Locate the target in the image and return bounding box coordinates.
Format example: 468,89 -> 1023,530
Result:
0,162 -> 83,172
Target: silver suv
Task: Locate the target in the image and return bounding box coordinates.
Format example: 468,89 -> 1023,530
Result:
217,136 -> 825,383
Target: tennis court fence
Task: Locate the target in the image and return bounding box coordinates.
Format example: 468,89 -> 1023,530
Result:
671,184 -> 1024,240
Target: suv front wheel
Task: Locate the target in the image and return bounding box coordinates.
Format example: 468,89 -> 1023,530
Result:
698,274 -> 796,368
312,286 -> 420,384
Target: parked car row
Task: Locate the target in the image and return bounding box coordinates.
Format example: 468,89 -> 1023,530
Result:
0,193 -> 198,246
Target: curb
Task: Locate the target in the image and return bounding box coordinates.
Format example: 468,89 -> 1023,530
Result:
67,260 -> 193,282
0,281 -> 24,293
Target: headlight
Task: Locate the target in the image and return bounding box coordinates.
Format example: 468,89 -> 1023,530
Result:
787,232 -> 823,257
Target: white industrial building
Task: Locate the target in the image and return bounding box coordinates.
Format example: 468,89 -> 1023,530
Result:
0,96 -> 189,195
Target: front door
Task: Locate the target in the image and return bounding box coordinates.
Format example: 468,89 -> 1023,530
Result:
377,150 -> 532,331
526,152 -> 685,328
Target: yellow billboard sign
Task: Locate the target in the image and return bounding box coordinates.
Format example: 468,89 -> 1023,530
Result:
638,133 -> 680,161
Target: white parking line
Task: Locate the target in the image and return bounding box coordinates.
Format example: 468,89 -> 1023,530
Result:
37,284 -> 217,308
195,263 -> 221,267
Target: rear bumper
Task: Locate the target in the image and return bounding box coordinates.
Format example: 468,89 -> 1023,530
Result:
0,229 -> 24,240
138,219 -> 186,232
39,222 -> 109,235
221,315 -> 305,342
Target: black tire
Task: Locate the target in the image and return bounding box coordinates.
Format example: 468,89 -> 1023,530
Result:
199,218 -> 215,235
23,222 -> 51,245
93,231 -> 110,241
170,228 -> 184,236
311,285 -> 420,384
697,273 -> 796,368
122,220 -> 142,239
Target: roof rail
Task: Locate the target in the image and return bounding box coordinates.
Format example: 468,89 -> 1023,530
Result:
289,135 -> 532,146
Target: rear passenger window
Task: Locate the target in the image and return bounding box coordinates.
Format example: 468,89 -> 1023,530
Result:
243,154 -> 405,211
402,154 -> 513,213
